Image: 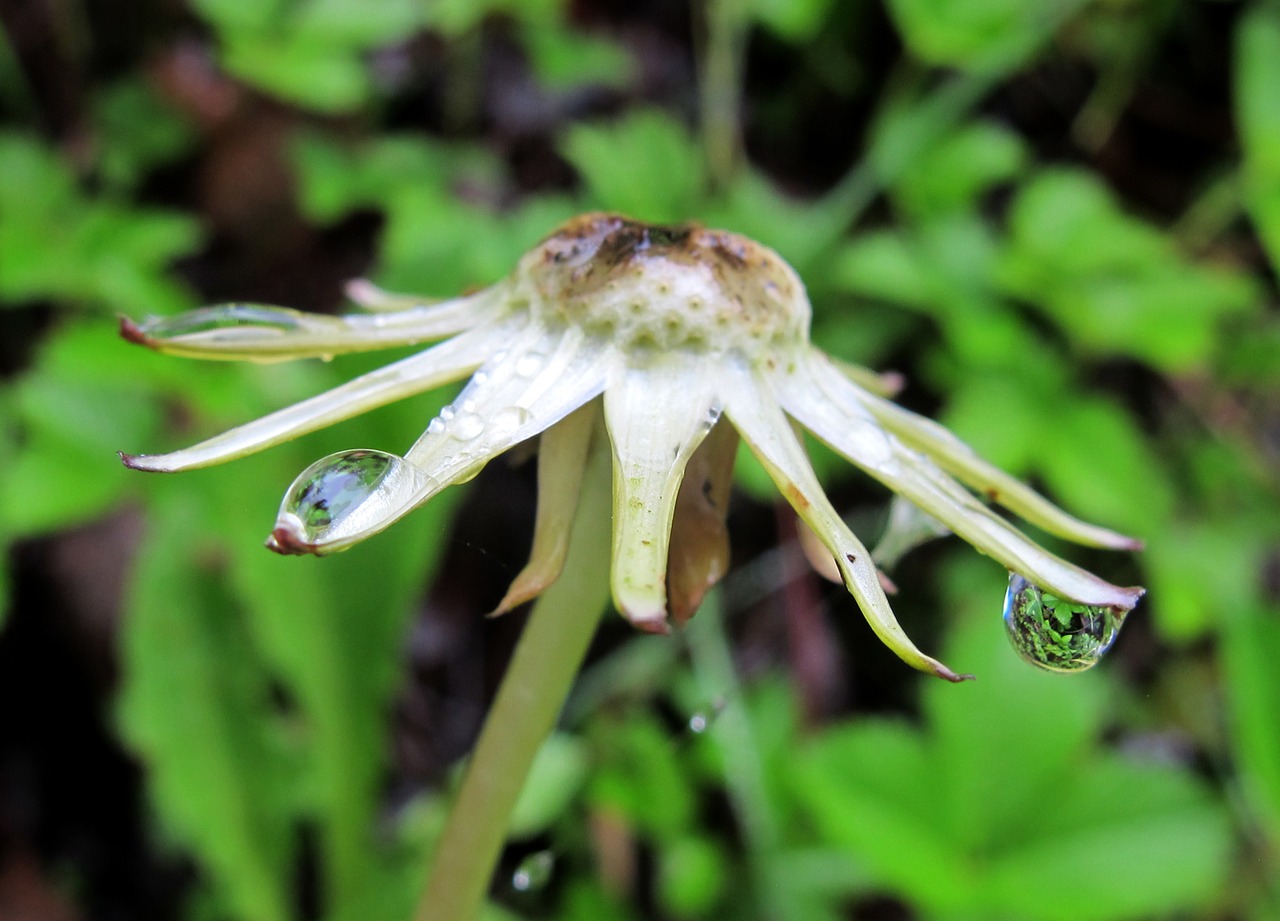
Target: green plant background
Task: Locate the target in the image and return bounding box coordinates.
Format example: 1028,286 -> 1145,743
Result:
1,1 -> 1277,919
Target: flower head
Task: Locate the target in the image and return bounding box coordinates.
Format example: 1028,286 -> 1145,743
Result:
121,213 -> 1143,680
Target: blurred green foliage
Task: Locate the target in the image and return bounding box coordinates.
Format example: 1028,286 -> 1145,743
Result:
1,1 -> 1278,920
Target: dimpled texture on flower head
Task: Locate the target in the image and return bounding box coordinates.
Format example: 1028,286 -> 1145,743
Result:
121,213 -> 1144,681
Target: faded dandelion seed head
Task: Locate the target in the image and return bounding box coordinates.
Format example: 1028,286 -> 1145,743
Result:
515,213 -> 809,354
120,212 -> 1144,680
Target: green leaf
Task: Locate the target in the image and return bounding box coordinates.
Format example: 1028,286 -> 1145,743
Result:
790,558 -> 1233,921
998,169 -> 1259,371
525,23 -> 633,90
830,230 -> 935,309
293,0 -> 424,48
886,0 -> 1072,71
3,320 -> 166,536
588,712 -> 696,842
191,0 -> 287,33
1237,6 -> 1280,272
508,732 -> 590,838
657,834 -> 729,919
560,110 -> 706,223
220,36 -> 370,112
894,120 -> 1027,215
119,491 -> 296,921
747,0 -> 835,41
0,133 -> 200,312
93,79 -> 195,192
1223,601 -> 1280,842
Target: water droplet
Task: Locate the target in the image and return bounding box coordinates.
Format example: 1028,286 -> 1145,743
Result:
515,352 -> 546,377
137,304 -> 304,338
427,418 -> 445,435
440,405 -> 456,421
688,713 -> 709,733
273,450 -> 428,551
1003,574 -> 1125,673
511,850 -> 554,892
472,370 -> 489,384
460,398 -> 478,413
451,412 -> 485,440
488,406 -> 532,436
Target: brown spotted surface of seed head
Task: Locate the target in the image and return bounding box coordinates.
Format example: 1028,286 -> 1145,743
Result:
512,213 -> 810,354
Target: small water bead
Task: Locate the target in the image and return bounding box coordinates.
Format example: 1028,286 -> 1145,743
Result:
488,406 -> 532,437
274,449 -> 428,551
440,405 -> 456,421
450,412 -> 485,441
1003,574 -> 1125,673
515,351 -> 547,377
511,850 -> 555,893
426,417 -> 445,435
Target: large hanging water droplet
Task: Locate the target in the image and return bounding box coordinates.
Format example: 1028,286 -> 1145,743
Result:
1003,574 -> 1125,673
511,850 -> 555,893
269,449 -> 430,554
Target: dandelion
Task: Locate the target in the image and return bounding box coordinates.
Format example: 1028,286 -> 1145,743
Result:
121,212 -> 1143,682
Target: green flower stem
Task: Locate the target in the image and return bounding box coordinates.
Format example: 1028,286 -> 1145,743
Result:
686,594 -> 792,920
415,435 -> 614,921
699,0 -> 748,187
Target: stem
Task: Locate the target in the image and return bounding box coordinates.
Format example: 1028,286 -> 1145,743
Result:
686,594 -> 793,921
698,0 -> 748,189
415,435 -> 613,921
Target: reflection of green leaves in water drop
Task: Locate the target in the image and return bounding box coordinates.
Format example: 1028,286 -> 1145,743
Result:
1003,574 -> 1125,672
291,450 -> 394,531
273,449 -> 431,553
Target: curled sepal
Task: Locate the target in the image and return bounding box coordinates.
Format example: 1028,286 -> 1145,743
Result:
667,419 -> 739,626
266,450 -> 434,555
490,404 -> 596,616
722,363 -> 970,682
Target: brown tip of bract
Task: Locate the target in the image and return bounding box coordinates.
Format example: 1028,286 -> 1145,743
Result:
936,665 -> 976,683
878,371 -> 906,397
119,451 -> 166,471
627,612 -> 672,635
118,316 -> 154,347
265,526 -> 315,556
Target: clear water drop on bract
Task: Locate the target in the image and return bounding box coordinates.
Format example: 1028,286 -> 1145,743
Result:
512,850 -> 555,893
1003,574 -> 1124,673
279,449 -> 425,547
140,304 -> 304,338
451,412 -> 485,440
515,351 -> 546,377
